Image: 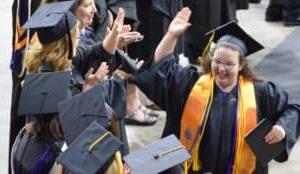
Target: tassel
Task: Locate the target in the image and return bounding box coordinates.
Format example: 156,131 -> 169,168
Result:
184,161 -> 188,174
115,151 -> 123,174
191,138 -> 201,171
201,32 -> 215,59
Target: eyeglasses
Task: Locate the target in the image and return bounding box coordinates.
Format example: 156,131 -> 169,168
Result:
211,59 -> 237,70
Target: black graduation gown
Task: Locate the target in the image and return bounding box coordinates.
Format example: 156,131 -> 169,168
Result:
269,0 -> 300,8
11,127 -> 63,174
131,55 -> 300,174
73,27 -> 139,77
73,31 -> 116,77
130,0 -> 183,61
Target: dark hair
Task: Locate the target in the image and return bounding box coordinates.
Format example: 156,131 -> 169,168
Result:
200,43 -> 262,81
25,115 -> 64,140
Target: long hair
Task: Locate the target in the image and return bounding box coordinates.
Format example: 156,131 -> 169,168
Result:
23,23 -> 78,73
200,43 -> 262,81
25,115 -> 64,140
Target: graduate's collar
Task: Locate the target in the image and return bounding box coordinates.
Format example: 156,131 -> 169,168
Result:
214,82 -> 238,98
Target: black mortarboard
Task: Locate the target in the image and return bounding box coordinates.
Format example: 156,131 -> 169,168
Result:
56,121 -> 122,174
23,1 -> 77,59
18,71 -> 71,116
205,21 -> 264,57
123,135 -> 191,174
245,118 -> 285,165
23,1 -> 77,44
58,83 -> 112,144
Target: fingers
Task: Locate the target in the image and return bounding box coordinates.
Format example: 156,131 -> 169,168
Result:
265,125 -> 286,144
176,7 -> 191,23
121,25 -> 131,33
84,67 -> 94,80
113,8 -> 125,33
95,62 -> 109,80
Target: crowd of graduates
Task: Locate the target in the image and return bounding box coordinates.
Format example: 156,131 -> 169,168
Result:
8,0 -> 300,174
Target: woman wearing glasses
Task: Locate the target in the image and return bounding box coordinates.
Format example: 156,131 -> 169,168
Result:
131,7 -> 300,174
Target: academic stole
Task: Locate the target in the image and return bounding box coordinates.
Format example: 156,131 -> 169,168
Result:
180,74 -> 257,173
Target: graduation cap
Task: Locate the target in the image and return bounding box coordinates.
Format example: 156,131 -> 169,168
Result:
23,1 -> 77,58
204,21 -> 264,57
58,83 -> 113,144
123,134 -> 191,174
245,118 -> 285,165
56,121 -> 122,174
18,71 -> 71,116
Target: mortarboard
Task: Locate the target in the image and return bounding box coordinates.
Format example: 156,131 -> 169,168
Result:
23,1 -> 77,59
205,21 -> 264,57
245,118 -> 285,165
58,83 -> 112,144
18,71 -> 71,116
123,134 -> 191,174
56,121 -> 122,174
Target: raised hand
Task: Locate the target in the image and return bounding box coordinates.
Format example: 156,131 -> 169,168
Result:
103,8 -> 125,54
154,7 -> 191,62
167,7 -> 192,38
83,62 -> 109,91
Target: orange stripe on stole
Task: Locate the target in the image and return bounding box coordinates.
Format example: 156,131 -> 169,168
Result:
233,76 -> 257,174
180,74 -> 213,153
180,74 -> 257,173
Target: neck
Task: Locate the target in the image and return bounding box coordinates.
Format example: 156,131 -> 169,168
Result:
216,79 -> 238,93
79,23 -> 85,31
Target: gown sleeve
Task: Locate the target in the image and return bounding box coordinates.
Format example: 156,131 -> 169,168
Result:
131,54 -> 200,119
72,41 -> 116,77
255,81 -> 300,162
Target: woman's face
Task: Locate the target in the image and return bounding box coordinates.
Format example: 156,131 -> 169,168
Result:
211,47 -> 243,90
75,0 -> 97,28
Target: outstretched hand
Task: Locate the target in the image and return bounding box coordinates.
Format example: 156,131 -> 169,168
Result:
167,7 -> 192,38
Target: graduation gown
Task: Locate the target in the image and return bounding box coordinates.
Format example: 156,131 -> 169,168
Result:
73,27 -> 139,77
131,55 -> 300,174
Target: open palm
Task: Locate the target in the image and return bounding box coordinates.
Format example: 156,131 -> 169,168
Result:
168,7 -> 192,37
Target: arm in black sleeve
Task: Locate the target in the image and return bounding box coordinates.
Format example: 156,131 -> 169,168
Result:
72,41 -> 116,77
256,81 -> 300,162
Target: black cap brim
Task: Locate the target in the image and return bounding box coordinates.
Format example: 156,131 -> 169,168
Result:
18,71 -> 71,116
57,121 -> 122,174
205,21 -> 264,57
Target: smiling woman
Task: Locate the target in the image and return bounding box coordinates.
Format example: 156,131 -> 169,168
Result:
131,7 -> 300,174
74,0 -> 97,30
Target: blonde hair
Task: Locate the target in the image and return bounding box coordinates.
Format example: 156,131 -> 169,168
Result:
23,23 -> 78,73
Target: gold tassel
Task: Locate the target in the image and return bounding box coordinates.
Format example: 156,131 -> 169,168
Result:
115,151 -> 123,174
201,32 -> 215,59
184,161 -> 188,174
191,138 -> 201,171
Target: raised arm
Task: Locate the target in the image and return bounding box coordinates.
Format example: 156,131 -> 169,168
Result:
154,7 -> 191,63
